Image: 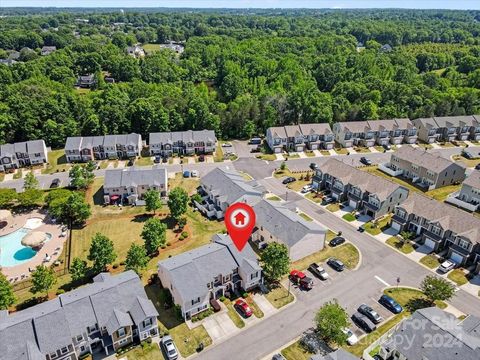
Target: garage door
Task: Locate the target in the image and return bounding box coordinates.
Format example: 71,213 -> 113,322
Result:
349,200 -> 357,208
450,252 -> 464,265
391,221 -> 401,231
424,238 -> 435,250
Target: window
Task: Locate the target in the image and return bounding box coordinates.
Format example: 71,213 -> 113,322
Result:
459,239 -> 470,250
49,352 -> 58,359
191,297 -> 201,305
80,346 -> 86,352
397,209 -> 406,218
250,272 -> 258,280
60,347 -> 69,355
118,328 -> 126,337
76,335 -> 83,342
144,318 -> 152,327
431,226 -> 442,236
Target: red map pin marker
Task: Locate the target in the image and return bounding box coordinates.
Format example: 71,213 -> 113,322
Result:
225,202 -> 256,252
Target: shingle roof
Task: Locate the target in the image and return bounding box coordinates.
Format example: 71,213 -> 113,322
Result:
414,117 -> 439,129
298,123 -> 333,136
433,115 -> 479,128
105,308 -> 133,335
267,126 -> 288,139
336,121 -> 372,133
398,192 -> 480,244
284,125 -> 303,137
149,130 -> 217,145
320,158 -> 405,201
382,307 -> 480,360
158,234 -> 261,302
0,271 -> 158,360
201,168 -> 265,206
26,140 -> 46,154
310,349 -> 359,360
367,118 -> 414,132
393,145 -> 465,173
463,170 -> 480,190
104,167 -> 167,189
392,118 -> 416,129
65,136 -> 82,150
253,199 -> 326,248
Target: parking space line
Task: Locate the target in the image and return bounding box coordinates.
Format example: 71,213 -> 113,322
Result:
374,275 -> 391,287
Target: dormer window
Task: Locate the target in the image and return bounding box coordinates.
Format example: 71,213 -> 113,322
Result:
118,327 -> 126,337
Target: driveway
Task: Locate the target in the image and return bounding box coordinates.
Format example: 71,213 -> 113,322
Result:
253,294 -> 277,317
202,312 -> 238,342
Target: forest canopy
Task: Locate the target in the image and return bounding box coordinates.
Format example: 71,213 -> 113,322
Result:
0,8 -> 479,146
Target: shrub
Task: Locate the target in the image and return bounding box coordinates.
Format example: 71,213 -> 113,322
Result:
242,292 -> 249,298
167,242 -> 171,246
112,263 -> 119,269
219,296 -> 226,302
56,289 -> 65,295
161,245 -> 167,249
181,231 -> 188,238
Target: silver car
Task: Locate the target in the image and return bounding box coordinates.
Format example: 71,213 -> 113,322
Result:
161,335 -> 179,360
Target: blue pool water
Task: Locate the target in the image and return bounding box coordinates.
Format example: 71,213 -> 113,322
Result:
0,228 -> 50,267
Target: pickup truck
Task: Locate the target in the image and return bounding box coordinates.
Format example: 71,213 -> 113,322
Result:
289,270 -> 314,290
308,263 -> 329,280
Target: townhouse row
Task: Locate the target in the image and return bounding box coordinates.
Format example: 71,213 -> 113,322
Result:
0,140 -> 48,172
64,130 -> 217,163
0,271 -> 159,360
266,115 -> 480,152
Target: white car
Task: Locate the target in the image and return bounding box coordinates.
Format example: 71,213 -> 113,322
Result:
342,328 -> 358,345
190,170 -> 199,177
161,335 -> 179,360
301,185 -> 312,193
438,260 -> 456,273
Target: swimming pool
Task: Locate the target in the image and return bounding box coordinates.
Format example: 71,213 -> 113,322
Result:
0,228 -> 51,267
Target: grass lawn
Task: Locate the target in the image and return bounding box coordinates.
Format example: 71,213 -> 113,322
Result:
142,43 -> 161,53
214,143 -> 224,162
335,148 -> 349,155
121,342 -> 162,360
353,147 -> 371,153
256,154 -> 277,161
273,169 -> 313,192
291,241 -> 360,271
284,153 -> 300,159
224,299 -> 245,328
452,155 -> 480,168
42,149 -> 70,174
99,161 -> 109,169
306,192 -> 322,203
418,143 -> 433,149
305,151 -> 315,157
320,150 -> 331,156
264,283 -> 294,309
326,203 -> 340,212
447,269 -> 469,286
0,172 -> 4,182
145,284 -> 212,357
364,215 -> 392,236
168,173 -> 201,195
419,254 -> 440,269
281,341 -> 313,360
439,142 -> 455,148
425,184 -> 461,202
136,156 -> 153,166
299,212 -> 313,222
13,169 -> 22,179
385,237 -> 414,254
266,195 -> 282,201
374,146 -> 385,152
342,213 -> 356,222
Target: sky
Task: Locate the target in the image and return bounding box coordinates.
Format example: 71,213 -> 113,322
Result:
1,0 -> 479,10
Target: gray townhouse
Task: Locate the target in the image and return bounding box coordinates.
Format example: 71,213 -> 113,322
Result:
0,140 -> 48,172
64,134 -> 142,163
391,192 -> 480,271
310,349 -> 359,360
149,130 -> 217,157
413,115 -> 480,143
195,167 -> 266,219
366,118 -> 417,145
382,145 -> 465,190
0,271 -> 159,360
376,307 -> 480,360
266,123 -> 334,153
446,170 -> 480,212
332,121 -> 375,148
312,158 -> 409,219
252,199 -> 327,261
157,234 -> 263,319
103,167 -> 168,204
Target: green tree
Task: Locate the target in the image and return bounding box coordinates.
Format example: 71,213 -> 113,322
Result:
70,257 -> 88,282
0,188 -> 17,207
23,171 -> 39,190
314,300 -> 350,346
17,189 -> 43,207
125,243 -> 149,275
69,164 -> 95,190
30,265 -> 56,297
260,243 -> 290,282
420,275 -> 456,303
88,233 -> 117,273
144,189 -> 162,214
141,217 -> 167,255
168,187 -> 189,222
0,273 -> 15,310
59,193 -> 91,225
280,162 -> 287,171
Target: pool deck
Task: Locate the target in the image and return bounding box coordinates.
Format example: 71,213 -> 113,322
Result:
0,210 -> 68,282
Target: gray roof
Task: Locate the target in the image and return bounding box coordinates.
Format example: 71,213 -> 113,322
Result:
382,307 -> 480,360
398,192 -> 480,244
253,199 -> 326,248
0,271 -> 158,360
299,123 -> 333,136
201,168 -> 265,206
320,158 -> 406,201
104,167 -> 167,188
393,145 -> 465,173
0,140 -> 46,158
267,126 -> 288,139
367,118 -> 414,132
414,117 -> 439,129
336,121 -> 372,134
26,140 -> 46,154
463,170 -> 480,190
65,136 -> 82,150
310,349 -> 359,360
284,125 -> 303,137
158,234 -> 261,301
433,115 -> 479,128
392,118 -> 416,129
149,130 -> 217,145
66,133 -> 141,151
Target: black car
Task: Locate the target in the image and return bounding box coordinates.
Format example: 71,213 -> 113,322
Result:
282,177 -> 296,185
351,312 -> 377,333
329,236 -> 346,247
475,163 -> 480,170
198,154 -> 205,162
50,178 -> 60,188
327,257 -> 345,272
309,163 -> 318,170
127,159 -> 134,166
358,304 -> 383,324
154,156 -> 161,163
382,144 -> 391,150
360,157 -> 372,166
462,151 -> 474,159
322,196 -> 334,205
357,225 -> 365,233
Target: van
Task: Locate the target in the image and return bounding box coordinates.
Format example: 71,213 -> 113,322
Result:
250,137 -> 262,145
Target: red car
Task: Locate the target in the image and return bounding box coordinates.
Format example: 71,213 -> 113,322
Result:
289,269 -> 314,290
234,299 -> 252,318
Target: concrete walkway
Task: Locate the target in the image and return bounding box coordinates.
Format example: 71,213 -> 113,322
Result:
369,147 -> 379,153
203,312 -> 238,342
313,150 -> 323,157
274,153 -> 284,161
253,294 -> 277,317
